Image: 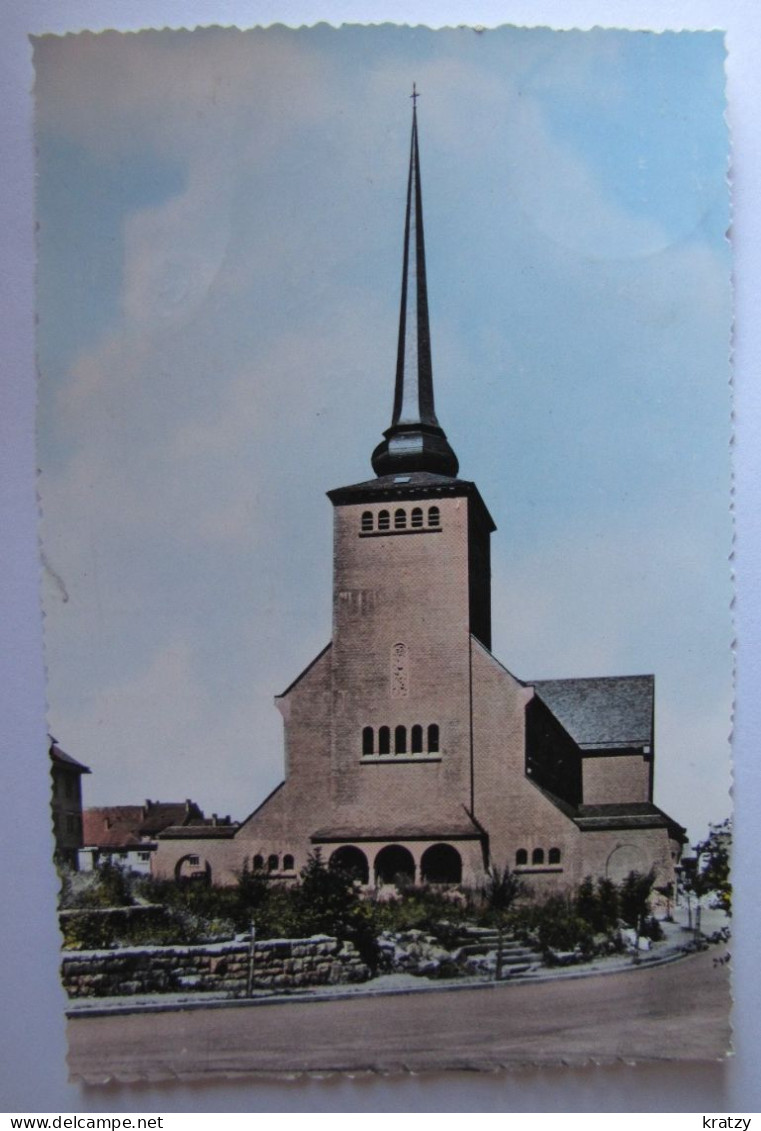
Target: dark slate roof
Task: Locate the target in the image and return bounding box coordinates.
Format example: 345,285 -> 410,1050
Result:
49,742 -> 90,773
573,802 -> 687,842
327,473 -> 496,530
531,675 -> 654,750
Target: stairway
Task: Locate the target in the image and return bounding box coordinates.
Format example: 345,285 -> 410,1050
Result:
446,925 -> 540,978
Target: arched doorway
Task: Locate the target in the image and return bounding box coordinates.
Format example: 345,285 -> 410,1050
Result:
329,845 -> 369,884
421,843 -> 462,884
374,844 -> 415,886
606,843 -> 648,885
174,854 -> 211,884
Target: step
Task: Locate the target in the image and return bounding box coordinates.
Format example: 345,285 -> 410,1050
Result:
455,941 -> 528,957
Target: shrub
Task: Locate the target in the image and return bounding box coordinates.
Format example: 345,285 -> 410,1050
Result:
58,862 -> 135,911
370,885 -> 470,938
619,869 -> 656,933
575,875 -> 620,934
641,915 -> 664,942
534,897 -> 596,958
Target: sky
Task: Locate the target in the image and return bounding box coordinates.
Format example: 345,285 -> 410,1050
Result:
35,24 -> 732,843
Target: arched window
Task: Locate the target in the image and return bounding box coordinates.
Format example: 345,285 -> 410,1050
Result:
427,723 -> 440,753
548,847 -> 561,865
362,726 -> 374,756
411,506 -> 423,528
283,854 -> 295,871
515,848 -> 528,866
361,511 -> 373,532
253,854 -> 264,871
428,505 -> 440,528
378,726 -> 391,755
394,508 -> 407,529
378,510 -> 390,531
532,848 -> 544,866
395,725 -> 407,754
411,724 -> 423,754
267,854 -> 279,872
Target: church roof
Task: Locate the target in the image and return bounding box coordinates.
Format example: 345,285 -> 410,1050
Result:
531,675 -> 654,750
327,471 -> 496,529
311,816 -> 484,843
370,89 -> 459,479
573,802 -> 687,842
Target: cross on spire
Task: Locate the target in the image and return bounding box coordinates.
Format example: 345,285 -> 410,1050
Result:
370,92 -> 459,479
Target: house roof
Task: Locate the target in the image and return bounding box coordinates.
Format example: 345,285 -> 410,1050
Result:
82,800 -> 207,847
49,741 -> 90,774
137,801 -> 203,835
82,807 -> 146,848
531,675 -> 654,750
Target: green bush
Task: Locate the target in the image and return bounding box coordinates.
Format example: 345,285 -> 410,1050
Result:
575,876 -> 620,933
58,862 -> 135,911
59,905 -> 195,949
619,869 -> 656,932
370,885 -> 471,938
641,914 -> 664,942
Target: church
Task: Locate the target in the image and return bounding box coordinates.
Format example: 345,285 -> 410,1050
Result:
154,99 -> 686,893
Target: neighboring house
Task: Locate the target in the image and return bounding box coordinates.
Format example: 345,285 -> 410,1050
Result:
154,102 -> 686,891
79,799 -> 231,874
49,738 -> 90,867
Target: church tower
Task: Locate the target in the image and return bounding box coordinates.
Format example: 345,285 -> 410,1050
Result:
322,94 -> 496,878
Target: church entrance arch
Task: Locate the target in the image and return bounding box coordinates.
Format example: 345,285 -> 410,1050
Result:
329,845 -> 369,884
421,843 -> 462,884
605,843 -> 648,885
374,844 -> 415,886
174,854 -> 211,884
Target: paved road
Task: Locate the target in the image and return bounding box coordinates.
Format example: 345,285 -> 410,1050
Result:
67,950 -> 730,1082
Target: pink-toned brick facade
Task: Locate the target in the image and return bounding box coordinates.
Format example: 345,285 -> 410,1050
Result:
154,481 -> 685,893
154,99 -> 685,895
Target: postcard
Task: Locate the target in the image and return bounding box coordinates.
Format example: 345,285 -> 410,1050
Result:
35,24 -> 732,1081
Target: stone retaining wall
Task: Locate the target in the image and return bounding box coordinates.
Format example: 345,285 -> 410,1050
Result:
61,934 -> 369,998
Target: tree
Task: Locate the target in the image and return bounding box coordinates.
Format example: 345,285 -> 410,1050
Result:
682,818 -> 732,937
695,818 -> 732,917
619,869 -> 656,959
481,864 -> 529,980
293,851 -> 379,970
576,875 -> 619,934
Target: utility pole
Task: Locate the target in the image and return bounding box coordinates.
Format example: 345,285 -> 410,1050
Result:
246,921 -> 257,997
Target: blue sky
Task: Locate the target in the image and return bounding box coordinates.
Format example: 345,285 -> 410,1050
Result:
35,25 -> 731,841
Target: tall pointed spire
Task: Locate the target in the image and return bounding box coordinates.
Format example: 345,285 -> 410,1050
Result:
371,88 -> 459,478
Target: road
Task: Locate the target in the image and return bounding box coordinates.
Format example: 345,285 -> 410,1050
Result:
67,949 -> 730,1081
